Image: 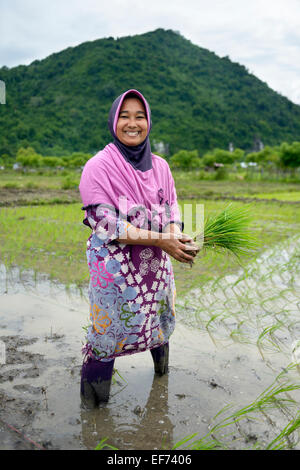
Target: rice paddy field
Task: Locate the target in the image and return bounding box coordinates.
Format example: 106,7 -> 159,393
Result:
0,169 -> 300,450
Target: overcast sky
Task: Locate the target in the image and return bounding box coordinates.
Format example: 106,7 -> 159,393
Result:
1,0 -> 300,104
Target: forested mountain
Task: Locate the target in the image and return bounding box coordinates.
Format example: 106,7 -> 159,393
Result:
1,28 -> 300,158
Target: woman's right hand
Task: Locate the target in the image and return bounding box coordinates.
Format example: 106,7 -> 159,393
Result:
156,232 -> 198,264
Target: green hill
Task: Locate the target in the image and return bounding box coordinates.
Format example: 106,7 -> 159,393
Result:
1,28 -> 300,158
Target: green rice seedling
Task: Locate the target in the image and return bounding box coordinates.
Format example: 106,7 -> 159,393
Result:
94,438 -> 118,450
205,312 -> 224,333
184,204 -> 258,270
228,319 -> 253,345
256,322 -> 286,359
266,411 -> 300,450
171,433 -> 215,450
199,204 -> 258,258
112,368 -> 127,385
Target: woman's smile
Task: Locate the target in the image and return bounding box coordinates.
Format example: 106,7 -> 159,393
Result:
125,131 -> 140,136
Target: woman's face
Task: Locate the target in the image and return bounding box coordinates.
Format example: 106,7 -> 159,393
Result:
116,97 -> 148,146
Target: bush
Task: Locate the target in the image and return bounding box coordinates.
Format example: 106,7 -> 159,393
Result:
61,175 -> 79,189
279,142 -> 300,168
25,181 -> 39,189
16,147 -> 43,167
245,146 -> 280,167
196,170 -> 215,180
65,152 -> 91,168
40,156 -> 64,168
67,157 -> 87,168
3,182 -> 21,189
214,166 -> 228,180
202,148 -> 244,166
170,149 -> 201,170
202,152 -> 216,167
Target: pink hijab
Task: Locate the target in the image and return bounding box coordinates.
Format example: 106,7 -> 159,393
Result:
79,90 -> 182,231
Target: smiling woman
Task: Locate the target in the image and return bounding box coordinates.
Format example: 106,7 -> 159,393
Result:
108,89 -> 153,172
78,88 -> 198,408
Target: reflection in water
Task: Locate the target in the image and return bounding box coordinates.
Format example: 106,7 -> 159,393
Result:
81,374 -> 174,450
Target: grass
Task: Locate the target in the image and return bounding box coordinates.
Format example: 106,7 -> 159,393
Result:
1,195 -> 300,293
171,170 -> 300,199
245,191 -> 300,201
0,204 -> 89,287
0,169 -> 80,190
172,198 -> 300,296
1,168 -> 300,199
0,197 -> 299,292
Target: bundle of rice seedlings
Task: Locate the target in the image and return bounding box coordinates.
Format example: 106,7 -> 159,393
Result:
184,204 -> 257,264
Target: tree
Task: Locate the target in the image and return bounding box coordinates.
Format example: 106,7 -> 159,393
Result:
245,146 -> 279,166
279,142 -> 300,168
16,147 -> 42,167
41,156 -> 64,167
202,148 -> 243,166
66,152 -> 91,168
202,152 -> 216,167
232,148 -> 245,162
169,150 -> 200,170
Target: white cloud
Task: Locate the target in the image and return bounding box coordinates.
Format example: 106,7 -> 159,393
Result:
1,0 -> 300,103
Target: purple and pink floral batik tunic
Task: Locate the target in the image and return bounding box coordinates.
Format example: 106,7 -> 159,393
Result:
84,210 -> 177,362
80,145 -> 182,363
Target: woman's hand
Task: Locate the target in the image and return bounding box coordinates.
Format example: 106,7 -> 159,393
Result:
156,232 -> 199,264
116,223 -> 200,264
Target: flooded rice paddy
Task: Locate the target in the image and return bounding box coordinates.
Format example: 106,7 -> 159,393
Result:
0,236 -> 300,450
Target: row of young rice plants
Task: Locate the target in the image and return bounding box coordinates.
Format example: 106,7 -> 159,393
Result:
1,199 -> 299,291
177,236 -> 300,348
172,365 -> 300,450
173,202 -> 300,449
0,169 -> 80,190
0,203 -> 89,287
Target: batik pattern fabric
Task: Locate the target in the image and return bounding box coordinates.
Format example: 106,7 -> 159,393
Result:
83,205 -> 177,363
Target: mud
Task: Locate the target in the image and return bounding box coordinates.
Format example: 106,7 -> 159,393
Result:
1,187 -> 300,209
0,187 -> 80,207
0,257 -> 299,450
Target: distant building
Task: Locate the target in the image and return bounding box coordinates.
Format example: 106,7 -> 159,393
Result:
153,141 -> 169,156
229,142 -> 234,152
0,80 -> 5,105
252,136 -> 264,152
240,162 -> 257,168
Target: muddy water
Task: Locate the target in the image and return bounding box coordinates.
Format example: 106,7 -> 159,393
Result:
177,236 -> 300,353
0,239 -> 300,450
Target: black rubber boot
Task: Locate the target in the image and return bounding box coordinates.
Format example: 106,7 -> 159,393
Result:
150,342 -> 169,376
80,357 -> 115,409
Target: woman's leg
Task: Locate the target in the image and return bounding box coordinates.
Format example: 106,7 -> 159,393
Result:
80,357 -> 115,409
150,342 -> 169,376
